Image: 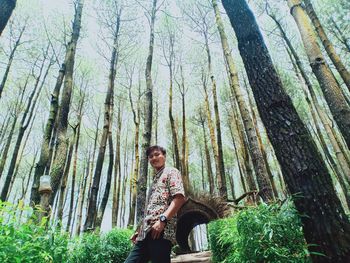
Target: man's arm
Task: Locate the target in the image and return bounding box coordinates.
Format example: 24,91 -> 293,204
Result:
150,194 -> 186,240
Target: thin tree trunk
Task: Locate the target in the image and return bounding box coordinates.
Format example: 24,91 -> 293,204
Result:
287,0 -> 350,149
114,105 -> 122,226
227,111 -> 247,194
222,0 -> 350,260
199,109 -> 215,194
65,93 -> 84,232
304,0 -> 350,91
56,130 -> 75,223
136,0 -> 157,223
178,66 -> 190,193
127,72 -> 140,227
0,0 -> 16,36
49,0 -> 83,204
95,132 -> 114,228
165,32 -> 181,170
75,154 -> 89,236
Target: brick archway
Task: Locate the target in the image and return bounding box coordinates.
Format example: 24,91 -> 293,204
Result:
176,198 -> 221,252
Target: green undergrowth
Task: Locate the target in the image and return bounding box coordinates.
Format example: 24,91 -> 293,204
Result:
0,201 -> 132,263
208,201 -> 311,263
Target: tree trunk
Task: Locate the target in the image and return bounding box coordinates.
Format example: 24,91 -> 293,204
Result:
165,32 -> 181,171
136,0 -> 157,223
199,109 -> 215,194
212,0 -> 273,201
30,63 -> 66,205
127,72 -> 140,227
56,131 -> 75,222
95,132 -> 113,228
304,0 -> 350,91
178,65 -> 190,193
113,104 -> 122,226
287,0 -> 350,149
84,9 -> 119,231
49,0 -> 83,204
0,0 -> 16,36
227,111 -> 247,194
75,154 -> 89,236
221,0 -> 350,260
65,93 -> 84,232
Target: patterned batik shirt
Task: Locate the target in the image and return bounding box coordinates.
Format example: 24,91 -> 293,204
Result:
136,166 -> 185,245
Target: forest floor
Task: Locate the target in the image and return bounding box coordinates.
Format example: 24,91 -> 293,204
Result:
171,251 -> 212,263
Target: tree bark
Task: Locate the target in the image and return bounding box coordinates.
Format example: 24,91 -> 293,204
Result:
287,0 -> 350,149
75,154 -> 89,236
30,63 -> 66,205
304,0 -> 350,91
127,71 -> 140,227
136,0 -> 157,223
49,0 -> 83,204
221,0 -> 350,260
198,108 -> 215,194
113,104 -> 122,226
0,0 -> 16,36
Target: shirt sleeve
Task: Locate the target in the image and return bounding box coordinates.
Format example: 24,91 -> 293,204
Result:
168,168 -> 185,197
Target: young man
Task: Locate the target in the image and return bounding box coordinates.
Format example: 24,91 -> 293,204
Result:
124,145 -> 186,263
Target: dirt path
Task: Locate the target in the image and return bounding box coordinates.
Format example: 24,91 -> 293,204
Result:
171,251 -> 212,263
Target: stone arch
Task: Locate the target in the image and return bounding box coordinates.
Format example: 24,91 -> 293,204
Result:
176,198 -> 220,252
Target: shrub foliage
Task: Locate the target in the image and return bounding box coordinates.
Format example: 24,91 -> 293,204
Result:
208,201 -> 311,263
0,201 -> 132,263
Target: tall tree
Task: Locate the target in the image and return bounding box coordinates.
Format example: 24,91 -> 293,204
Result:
161,17 -> 181,171
287,0 -> 350,149
221,0 -> 350,260
84,6 -> 121,231
136,0 -> 158,223
126,66 -> 140,227
0,0 -> 16,36
49,0 -> 83,204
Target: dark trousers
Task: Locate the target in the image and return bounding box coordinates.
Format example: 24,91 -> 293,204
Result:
124,234 -> 172,263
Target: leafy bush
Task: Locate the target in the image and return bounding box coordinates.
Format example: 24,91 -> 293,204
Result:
0,201 -> 69,263
0,201 -> 133,263
208,201 -> 311,263
68,228 -> 133,263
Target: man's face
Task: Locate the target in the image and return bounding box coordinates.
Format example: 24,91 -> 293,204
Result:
148,150 -> 166,171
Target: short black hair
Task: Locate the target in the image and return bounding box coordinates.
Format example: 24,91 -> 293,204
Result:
146,145 -> 166,157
